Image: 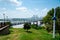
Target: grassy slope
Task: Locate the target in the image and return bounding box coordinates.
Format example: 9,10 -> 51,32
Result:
0,28 -> 60,40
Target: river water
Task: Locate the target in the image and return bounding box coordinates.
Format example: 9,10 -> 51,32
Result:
12,24 -> 24,28
0,21 -> 24,28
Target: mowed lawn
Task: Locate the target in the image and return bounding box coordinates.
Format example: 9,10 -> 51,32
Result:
0,28 -> 60,40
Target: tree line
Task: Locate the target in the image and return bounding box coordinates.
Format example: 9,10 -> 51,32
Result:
43,7 -> 60,34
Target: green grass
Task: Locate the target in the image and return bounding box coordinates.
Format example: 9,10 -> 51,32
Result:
0,28 -> 60,40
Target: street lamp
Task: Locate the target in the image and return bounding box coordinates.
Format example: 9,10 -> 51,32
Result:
6,16 -> 8,22
52,8 -> 56,38
3,14 -> 5,26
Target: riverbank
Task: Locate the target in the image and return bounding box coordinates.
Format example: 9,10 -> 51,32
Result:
0,28 -> 60,40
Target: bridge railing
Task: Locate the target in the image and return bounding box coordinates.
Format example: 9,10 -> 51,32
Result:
0,25 -> 9,31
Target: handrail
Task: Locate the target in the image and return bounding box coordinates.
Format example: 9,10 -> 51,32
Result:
0,25 -> 9,31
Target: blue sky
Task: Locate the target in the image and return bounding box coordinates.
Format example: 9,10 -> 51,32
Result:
0,0 -> 60,19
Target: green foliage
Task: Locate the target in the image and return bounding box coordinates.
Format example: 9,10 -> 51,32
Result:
6,22 -> 11,25
23,22 -> 31,31
0,28 -> 60,40
43,7 -> 60,33
39,26 -> 45,29
31,24 -> 45,30
0,28 -> 55,40
5,22 -> 12,28
43,8 -> 54,24
31,24 -> 38,29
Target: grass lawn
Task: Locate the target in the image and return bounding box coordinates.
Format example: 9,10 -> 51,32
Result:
0,28 -> 60,40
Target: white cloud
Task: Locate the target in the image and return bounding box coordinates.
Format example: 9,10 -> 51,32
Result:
2,8 -> 6,11
16,7 -> 28,12
0,8 -> 7,13
0,0 -> 22,6
40,8 -> 48,17
34,8 -> 39,11
10,0 -> 22,6
42,8 -> 47,12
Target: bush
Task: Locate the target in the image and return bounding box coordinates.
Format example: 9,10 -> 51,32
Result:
38,26 -> 45,29
32,24 -> 46,29
31,24 -> 38,29
45,24 -> 52,32
23,22 -> 31,32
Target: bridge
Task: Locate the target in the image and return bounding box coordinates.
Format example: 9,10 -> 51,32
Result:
11,20 -> 43,26
11,21 -> 25,26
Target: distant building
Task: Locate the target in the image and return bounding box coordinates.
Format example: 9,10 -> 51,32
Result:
31,20 -> 42,26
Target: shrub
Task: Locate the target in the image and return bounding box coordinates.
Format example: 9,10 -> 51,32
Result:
46,24 -> 52,32
31,24 -> 38,29
23,22 -> 31,32
38,26 -> 45,29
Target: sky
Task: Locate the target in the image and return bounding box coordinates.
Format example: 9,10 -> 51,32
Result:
0,0 -> 60,19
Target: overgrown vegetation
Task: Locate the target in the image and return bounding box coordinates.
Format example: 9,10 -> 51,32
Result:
31,24 -> 45,30
43,7 -> 60,34
0,28 -> 60,40
31,24 -> 38,29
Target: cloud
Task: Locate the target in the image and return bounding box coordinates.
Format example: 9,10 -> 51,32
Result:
34,8 -> 39,11
0,8 -> 7,13
10,0 -> 22,6
2,8 -> 6,11
16,7 -> 28,12
42,8 -> 47,12
0,0 -> 22,6
40,8 -> 48,17
30,8 -> 48,17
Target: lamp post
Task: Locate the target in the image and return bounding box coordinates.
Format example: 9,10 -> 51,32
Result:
53,8 -> 56,38
3,14 -> 5,26
6,16 -> 8,22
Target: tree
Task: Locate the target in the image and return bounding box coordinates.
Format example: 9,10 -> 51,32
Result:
43,7 -> 60,34
24,22 -> 31,32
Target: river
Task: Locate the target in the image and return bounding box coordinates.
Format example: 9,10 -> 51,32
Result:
12,24 -> 24,28
0,21 -> 24,28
